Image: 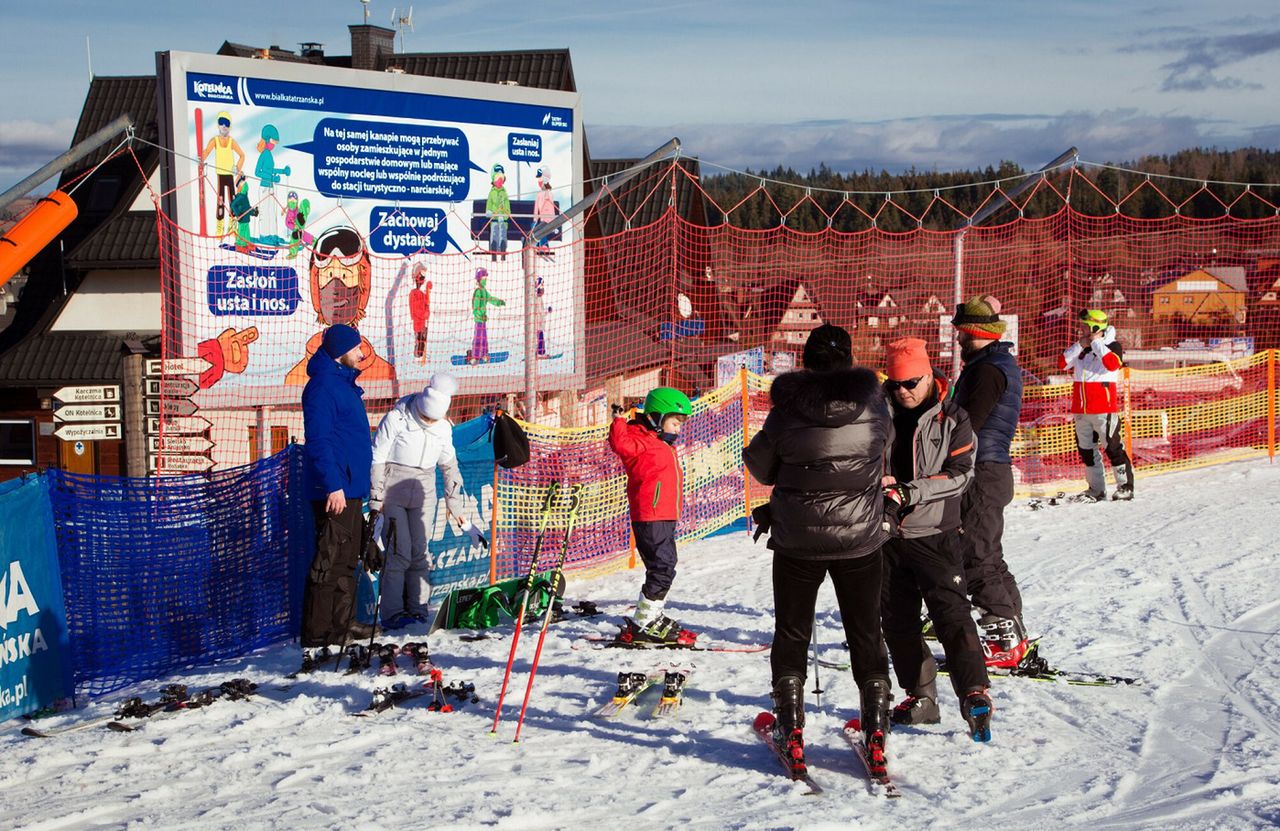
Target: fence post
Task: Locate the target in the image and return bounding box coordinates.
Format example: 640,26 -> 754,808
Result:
740,366 -> 751,533
1122,366 -> 1134,464
488,462 -> 500,584
1269,350 -> 1276,462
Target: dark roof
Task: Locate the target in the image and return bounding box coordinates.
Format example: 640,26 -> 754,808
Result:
217,41 -> 317,63
384,49 -> 575,91
587,157 -> 709,236
65,211 -> 159,269
0,331 -> 158,387
59,76 -> 158,186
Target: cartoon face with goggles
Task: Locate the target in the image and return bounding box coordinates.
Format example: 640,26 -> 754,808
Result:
308,226 -> 371,326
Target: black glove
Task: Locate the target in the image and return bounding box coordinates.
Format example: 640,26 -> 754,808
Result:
363,510 -> 386,573
882,482 -> 915,528
751,503 -> 773,543
611,403 -> 625,417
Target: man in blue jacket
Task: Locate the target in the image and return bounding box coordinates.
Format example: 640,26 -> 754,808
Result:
300,324 -> 376,669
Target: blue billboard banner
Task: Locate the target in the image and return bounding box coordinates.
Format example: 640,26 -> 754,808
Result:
207,265 -> 300,316
187,72 -> 574,133
508,133 -> 542,162
0,475 -> 73,721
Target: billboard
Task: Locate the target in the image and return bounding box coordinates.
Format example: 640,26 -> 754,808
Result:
157,51 -> 583,404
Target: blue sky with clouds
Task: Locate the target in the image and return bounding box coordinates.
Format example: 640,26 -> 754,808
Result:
0,0 -> 1277,189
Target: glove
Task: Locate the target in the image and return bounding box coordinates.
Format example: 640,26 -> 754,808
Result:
460,519 -> 489,550
611,403 -> 625,417
369,498 -> 383,513
882,482 -> 915,528
750,503 -> 773,543
363,510 -> 386,573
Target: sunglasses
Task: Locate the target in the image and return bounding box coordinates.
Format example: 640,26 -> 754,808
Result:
885,376 -> 926,392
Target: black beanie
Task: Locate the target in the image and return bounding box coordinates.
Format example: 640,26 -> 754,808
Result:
802,324 -> 853,371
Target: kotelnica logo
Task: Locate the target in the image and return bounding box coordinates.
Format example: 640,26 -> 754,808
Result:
541,112 -> 569,129
193,80 -> 236,101
542,112 -> 552,126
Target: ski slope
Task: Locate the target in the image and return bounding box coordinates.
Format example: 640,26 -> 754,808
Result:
4,459 -> 1280,830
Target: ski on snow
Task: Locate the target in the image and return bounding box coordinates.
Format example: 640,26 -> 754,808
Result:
592,671 -> 665,718
650,669 -> 693,719
842,717 -> 901,798
752,712 -> 823,795
573,635 -> 767,653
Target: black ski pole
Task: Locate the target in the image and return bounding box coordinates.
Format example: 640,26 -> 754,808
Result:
364,516 -> 393,660
811,611 -> 823,708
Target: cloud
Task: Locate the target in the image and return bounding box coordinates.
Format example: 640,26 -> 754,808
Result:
0,119 -> 77,191
587,110 -> 1257,175
1129,28 -> 1280,92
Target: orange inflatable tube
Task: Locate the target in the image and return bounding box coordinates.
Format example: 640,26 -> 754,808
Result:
0,190 -> 78,287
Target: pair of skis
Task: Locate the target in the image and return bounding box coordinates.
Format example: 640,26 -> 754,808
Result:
751,713 -> 900,798
21,679 -> 258,738
591,668 -> 693,719
491,481 -> 585,741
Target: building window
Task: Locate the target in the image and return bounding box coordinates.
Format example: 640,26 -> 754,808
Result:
1184,296 -> 1194,304
248,425 -> 290,459
0,419 -> 36,465
1160,297 -> 1170,305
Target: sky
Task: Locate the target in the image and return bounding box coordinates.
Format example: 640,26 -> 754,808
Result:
0,1 -> 1278,190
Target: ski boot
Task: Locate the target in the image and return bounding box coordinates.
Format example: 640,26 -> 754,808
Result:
961,689 -> 993,742
979,614 -> 1029,669
1112,484 -> 1134,501
618,615 -> 698,646
860,678 -> 892,777
891,678 -> 940,726
293,646 -> 331,677
400,642 -> 432,675
375,643 -> 400,676
771,675 -> 807,778
343,643 -> 371,675
1069,489 -> 1105,503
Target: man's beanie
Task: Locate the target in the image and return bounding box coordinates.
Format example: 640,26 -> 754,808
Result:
321,324 -> 361,358
802,324 -> 853,371
951,295 -> 1007,338
885,338 -> 933,381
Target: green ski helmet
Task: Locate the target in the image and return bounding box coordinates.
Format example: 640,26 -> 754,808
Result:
1079,308 -> 1109,332
642,387 -> 693,419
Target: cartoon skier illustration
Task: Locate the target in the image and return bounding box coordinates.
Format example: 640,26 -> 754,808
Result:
198,111 -> 245,236
408,262 -> 432,364
255,124 -> 291,241
285,226 -> 395,384
284,191 -> 313,258
469,267 -> 505,363
533,168 -> 558,257
230,174 -> 258,253
486,163 -> 511,260
534,276 -> 552,357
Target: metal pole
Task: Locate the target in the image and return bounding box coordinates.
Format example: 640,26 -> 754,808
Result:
950,146 -> 1078,380
0,114 -> 134,213
523,244 -> 537,419
530,138 -> 681,242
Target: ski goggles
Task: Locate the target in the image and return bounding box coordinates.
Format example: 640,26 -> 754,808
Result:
885,376 -> 926,392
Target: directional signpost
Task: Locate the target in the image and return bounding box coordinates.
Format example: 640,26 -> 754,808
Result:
146,415 -> 213,435
149,434 -> 214,454
55,423 -> 122,441
54,403 -> 122,423
144,356 -> 213,475
53,385 -> 120,404
150,454 -> 215,474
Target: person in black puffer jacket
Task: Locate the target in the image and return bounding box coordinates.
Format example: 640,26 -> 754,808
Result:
744,324 -> 893,761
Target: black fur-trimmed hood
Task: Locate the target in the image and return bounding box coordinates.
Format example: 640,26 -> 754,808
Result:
769,367 -> 883,426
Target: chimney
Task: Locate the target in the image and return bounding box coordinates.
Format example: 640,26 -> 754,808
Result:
349,25 -> 395,72
300,42 -> 325,60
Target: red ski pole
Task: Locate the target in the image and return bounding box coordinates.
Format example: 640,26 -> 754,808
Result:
513,483 -> 583,742
491,481 -> 560,734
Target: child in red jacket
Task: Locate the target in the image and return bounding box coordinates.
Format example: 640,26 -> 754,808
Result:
608,387 -> 696,645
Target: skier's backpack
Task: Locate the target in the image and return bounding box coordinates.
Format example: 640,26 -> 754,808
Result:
491,410 -> 529,469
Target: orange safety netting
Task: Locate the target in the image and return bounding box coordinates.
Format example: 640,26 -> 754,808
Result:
149,151 -> 1280,579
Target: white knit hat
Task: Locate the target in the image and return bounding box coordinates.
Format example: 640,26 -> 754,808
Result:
416,373 -> 459,420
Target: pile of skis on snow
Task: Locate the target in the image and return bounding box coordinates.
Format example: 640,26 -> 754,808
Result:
21,678 -> 259,738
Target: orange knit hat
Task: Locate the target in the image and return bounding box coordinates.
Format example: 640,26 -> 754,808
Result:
885,338 -> 932,381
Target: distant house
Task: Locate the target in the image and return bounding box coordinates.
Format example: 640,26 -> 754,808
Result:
861,289 -> 899,329
1150,267 -> 1247,325
771,284 -> 824,350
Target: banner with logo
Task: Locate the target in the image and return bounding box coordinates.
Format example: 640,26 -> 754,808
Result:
0,475 -> 73,721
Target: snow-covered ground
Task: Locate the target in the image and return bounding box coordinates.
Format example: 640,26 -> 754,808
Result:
5,460 -> 1280,830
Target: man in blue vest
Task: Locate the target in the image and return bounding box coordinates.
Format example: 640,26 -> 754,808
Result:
299,323 -> 377,672
950,296 -> 1029,669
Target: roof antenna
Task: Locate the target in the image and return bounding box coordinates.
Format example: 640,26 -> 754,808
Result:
360,0 -> 371,24
85,35 -> 93,82
392,6 -> 414,53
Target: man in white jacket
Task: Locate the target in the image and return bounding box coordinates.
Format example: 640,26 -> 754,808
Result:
370,374 -> 486,628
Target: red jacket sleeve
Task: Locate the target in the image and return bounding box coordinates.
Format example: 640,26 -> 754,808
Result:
608,418 -> 646,462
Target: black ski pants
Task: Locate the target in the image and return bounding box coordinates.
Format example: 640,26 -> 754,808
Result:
771,550 -> 890,690
633,520 -> 678,601
881,531 -> 989,700
301,499 -> 364,648
960,461 -> 1022,620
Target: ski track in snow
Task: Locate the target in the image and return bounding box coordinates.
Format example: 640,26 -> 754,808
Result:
5,460 -> 1280,829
